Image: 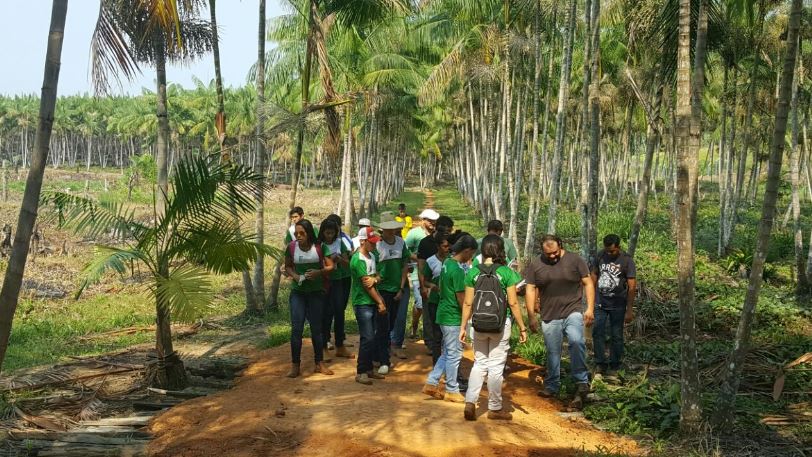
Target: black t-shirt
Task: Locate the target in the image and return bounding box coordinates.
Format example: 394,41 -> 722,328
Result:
593,250 -> 636,309
417,236 -> 438,261
522,251 -> 590,321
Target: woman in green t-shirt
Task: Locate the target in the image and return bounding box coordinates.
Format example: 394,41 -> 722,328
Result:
284,219 -> 335,378
459,234 -> 528,421
318,219 -> 353,359
422,233 -> 477,403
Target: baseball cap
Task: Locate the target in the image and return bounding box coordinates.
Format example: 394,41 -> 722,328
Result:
358,218 -> 371,227
357,226 -> 381,244
419,209 -> 440,220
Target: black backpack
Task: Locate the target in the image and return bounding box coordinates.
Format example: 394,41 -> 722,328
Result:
471,264 -> 508,333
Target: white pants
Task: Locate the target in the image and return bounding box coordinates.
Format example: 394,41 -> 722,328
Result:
464,317 -> 511,411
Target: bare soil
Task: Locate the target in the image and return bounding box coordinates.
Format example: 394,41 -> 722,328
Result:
148,337 -> 639,457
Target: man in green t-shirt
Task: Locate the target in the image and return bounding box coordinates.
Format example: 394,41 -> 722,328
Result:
422,233 -> 477,403
350,227 -> 388,385
476,220 -> 519,270
404,209 -> 439,349
375,212 -> 410,371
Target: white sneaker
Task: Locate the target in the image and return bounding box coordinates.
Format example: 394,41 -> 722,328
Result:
401,343 -> 407,349
378,365 -> 390,375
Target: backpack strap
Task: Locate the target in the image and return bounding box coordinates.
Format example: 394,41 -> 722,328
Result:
315,243 -> 325,267
287,240 -> 297,259
478,263 -> 496,276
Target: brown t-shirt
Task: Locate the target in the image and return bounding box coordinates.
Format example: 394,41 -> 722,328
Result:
523,251 -> 590,321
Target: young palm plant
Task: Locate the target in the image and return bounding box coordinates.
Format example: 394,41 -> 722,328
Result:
44,154 -> 278,389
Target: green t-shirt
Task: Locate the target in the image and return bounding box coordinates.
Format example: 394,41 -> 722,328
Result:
285,242 -> 331,293
435,258 -> 467,326
350,250 -> 379,306
465,263 -> 520,316
375,237 -> 411,293
405,227 -> 427,282
324,237 -> 352,280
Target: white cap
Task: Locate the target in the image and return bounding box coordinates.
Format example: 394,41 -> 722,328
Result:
419,209 -> 440,220
358,218 -> 371,227
357,226 -> 380,242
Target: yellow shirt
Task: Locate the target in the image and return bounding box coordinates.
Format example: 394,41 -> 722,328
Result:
395,215 -> 412,239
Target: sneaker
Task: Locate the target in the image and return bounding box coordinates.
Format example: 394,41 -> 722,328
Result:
401,343 -> 407,349
355,373 -> 373,385
487,409 -> 513,421
422,384 -> 438,397
594,365 -> 607,375
378,365 -> 390,375
537,387 -> 558,398
286,364 -> 301,378
409,332 -> 419,340
444,392 -> 466,403
335,346 -> 355,358
394,348 -> 407,360
464,402 -> 476,421
367,370 -> 386,380
326,341 -> 335,350
569,383 -> 590,410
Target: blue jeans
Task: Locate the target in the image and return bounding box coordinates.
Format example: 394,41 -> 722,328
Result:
541,312 -> 589,393
426,325 -> 462,393
391,285 -> 410,346
378,290 -> 400,366
354,305 -> 386,374
323,278 -> 350,347
289,290 -> 325,364
593,305 -> 626,369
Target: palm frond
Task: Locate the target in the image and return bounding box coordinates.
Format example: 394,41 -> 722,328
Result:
171,222 -> 281,274
153,264 -> 213,322
77,246 -> 148,298
43,192 -> 149,241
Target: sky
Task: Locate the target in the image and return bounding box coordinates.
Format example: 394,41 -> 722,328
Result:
0,0 -> 287,97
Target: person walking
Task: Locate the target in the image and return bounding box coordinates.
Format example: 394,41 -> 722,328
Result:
284,219 -> 335,378
404,209 -> 439,347
375,212 -> 411,371
318,218 -> 354,358
475,220 -> 518,269
284,207 -> 305,244
351,217 -> 372,251
591,234 -> 637,378
422,233 -> 477,403
460,235 -> 528,421
422,232 -> 450,363
395,203 -> 413,239
523,235 -> 595,409
350,227 -> 388,385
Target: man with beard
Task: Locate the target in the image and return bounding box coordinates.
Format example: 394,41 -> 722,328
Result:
523,235 -> 595,410
590,234 -> 636,378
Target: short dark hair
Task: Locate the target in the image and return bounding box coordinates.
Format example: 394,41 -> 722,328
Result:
603,234 -> 621,248
398,203 -> 406,210
289,206 -> 304,217
432,231 -> 450,245
451,233 -> 477,253
436,215 -> 454,233
480,234 -> 507,266
487,220 -> 504,233
294,219 -> 318,244
540,234 -> 562,248
318,219 -> 339,243
325,213 -> 342,227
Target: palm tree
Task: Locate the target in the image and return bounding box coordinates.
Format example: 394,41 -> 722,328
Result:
0,0 -> 69,373
46,155 -> 277,388
713,0 -> 803,428
253,0 -> 268,310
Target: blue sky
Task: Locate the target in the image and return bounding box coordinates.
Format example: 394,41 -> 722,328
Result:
0,0 -> 287,96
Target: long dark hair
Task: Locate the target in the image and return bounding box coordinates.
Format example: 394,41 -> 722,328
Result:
480,234 -> 507,266
295,219 -> 318,245
318,219 -> 339,243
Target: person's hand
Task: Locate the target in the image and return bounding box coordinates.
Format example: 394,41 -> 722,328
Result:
459,327 -> 467,343
528,316 -> 539,334
421,289 -> 429,301
518,328 -> 528,344
624,310 -> 634,325
534,301 -> 541,314
377,302 -> 387,315
362,276 -> 376,288
304,269 -> 320,280
584,309 -> 595,326
394,290 -> 403,301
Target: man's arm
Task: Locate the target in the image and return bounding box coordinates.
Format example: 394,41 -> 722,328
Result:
525,284 -> 539,333
581,276 -> 596,326
362,276 -> 387,314
625,278 -> 637,323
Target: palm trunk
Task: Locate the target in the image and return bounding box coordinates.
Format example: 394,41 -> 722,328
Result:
790,52 -> 808,294
547,0 -> 576,234
675,0 -> 703,432
713,0 -> 802,427
252,0 -> 267,308
587,0 -> 601,265
154,35 -> 186,388
0,0 -> 68,372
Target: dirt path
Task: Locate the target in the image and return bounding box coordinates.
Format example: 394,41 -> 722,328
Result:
148,337 -> 638,457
